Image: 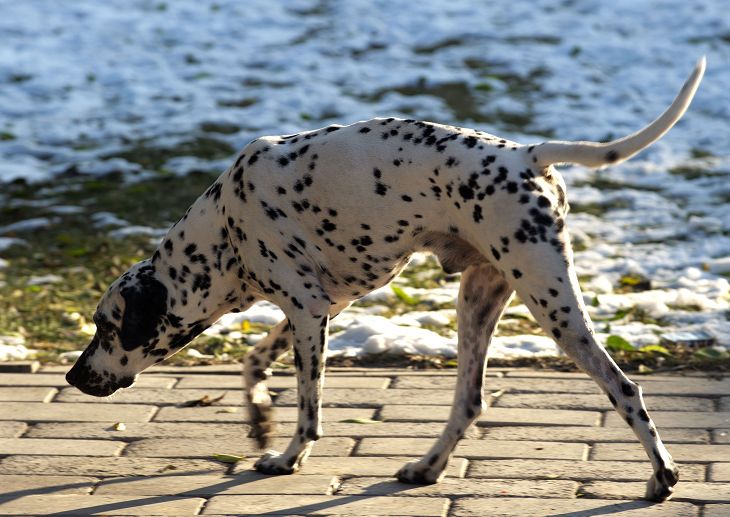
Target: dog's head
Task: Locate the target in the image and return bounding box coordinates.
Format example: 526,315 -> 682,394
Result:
66,259 -> 209,396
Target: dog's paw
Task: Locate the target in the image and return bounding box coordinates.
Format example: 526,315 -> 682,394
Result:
645,465 -> 679,502
254,450 -> 299,475
395,460 -> 445,485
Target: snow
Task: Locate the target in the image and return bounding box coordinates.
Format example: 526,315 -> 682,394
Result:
0,0 -> 728,359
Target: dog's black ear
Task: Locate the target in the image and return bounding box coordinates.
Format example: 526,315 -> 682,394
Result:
119,278 -> 168,351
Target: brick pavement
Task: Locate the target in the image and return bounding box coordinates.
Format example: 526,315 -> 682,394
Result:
0,365 -> 727,515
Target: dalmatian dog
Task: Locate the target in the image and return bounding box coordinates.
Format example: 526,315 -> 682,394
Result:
67,58 -> 705,502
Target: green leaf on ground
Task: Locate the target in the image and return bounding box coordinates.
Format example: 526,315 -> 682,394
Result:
213,453 -> 245,463
391,285 -> 419,306
338,418 -> 381,424
606,335 -> 634,352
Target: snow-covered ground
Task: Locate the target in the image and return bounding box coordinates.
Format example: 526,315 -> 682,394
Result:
1,0 -> 728,359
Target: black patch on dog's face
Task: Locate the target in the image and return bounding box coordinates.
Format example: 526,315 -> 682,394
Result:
119,276 -> 168,351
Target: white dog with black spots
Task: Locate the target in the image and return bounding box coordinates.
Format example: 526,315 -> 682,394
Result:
67,58 -> 706,502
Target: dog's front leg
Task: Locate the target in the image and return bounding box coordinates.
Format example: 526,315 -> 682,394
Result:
244,319 -> 292,448
254,302 -> 329,475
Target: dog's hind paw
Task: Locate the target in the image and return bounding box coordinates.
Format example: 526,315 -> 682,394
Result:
396,460 -> 445,485
645,465 -> 679,502
254,450 -> 299,475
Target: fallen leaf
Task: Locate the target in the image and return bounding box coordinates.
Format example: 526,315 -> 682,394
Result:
213,453 -> 245,464
113,422 -> 126,431
179,393 -> 226,407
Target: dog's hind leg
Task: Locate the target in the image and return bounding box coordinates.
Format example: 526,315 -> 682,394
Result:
244,319 -> 293,448
397,262 -> 513,483
498,236 -> 678,501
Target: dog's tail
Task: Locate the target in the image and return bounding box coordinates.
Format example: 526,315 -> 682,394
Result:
531,57 -> 705,169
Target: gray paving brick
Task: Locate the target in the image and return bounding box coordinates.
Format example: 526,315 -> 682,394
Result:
709,463 -> 730,482
0,421 -> 26,438
202,495 -> 449,516
0,402 -> 157,422
275,388 -> 454,406
0,475 -> 97,496
482,425 -> 708,444
356,438 -> 587,460
56,387 -> 243,406
720,398 -> 730,411
0,437 -> 125,456
393,376 -> 601,393
591,443 -> 730,462
0,494 -> 205,515
451,497 -> 697,516
0,455 -> 228,476
154,405 -> 375,423
95,472 -> 338,495
0,387 -> 57,402
124,436 -> 354,458
580,481 -> 730,503
467,459 -> 705,481
394,376 -> 730,396
604,411 -> 730,429
0,373 -> 175,388
175,375 -> 390,389
231,455 -> 468,477
714,430 -> 730,444
380,405 -> 601,426
337,476 -> 578,498
26,421 -> 252,440
704,504 -> 730,516
495,393 -> 713,411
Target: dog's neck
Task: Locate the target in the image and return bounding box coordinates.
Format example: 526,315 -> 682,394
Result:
151,186 -> 250,327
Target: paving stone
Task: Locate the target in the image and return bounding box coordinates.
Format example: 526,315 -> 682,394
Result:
0,494 -> 205,515
0,455 -> 228,476
393,376 -> 601,393
95,472 -> 338,495
704,504 -> 730,516
0,402 -> 157,422
495,393 -> 713,412
504,371 -> 593,379
0,437 -> 125,456
356,438 -> 587,460
591,443 -> 730,462
175,375 -> 390,389
337,476 -> 578,498
154,405 -> 375,423
232,455 -> 468,477
0,421 -> 26,438
295,421 -> 480,439
202,495 -> 449,516
0,373 -> 175,388
451,497 -> 698,516
0,361 -> 40,373
56,387 -> 243,406
720,398 -> 730,411
275,388 -> 454,406
709,463 -> 730,482
394,376 -> 730,396
482,425 -> 708,444
380,405 -> 601,426
580,481 -> 730,503
0,474 -> 97,495
0,387 -> 57,402
604,411 -> 730,429
26,422 -> 252,440
468,459 -> 705,481
124,437 -> 354,458
713,430 -> 730,443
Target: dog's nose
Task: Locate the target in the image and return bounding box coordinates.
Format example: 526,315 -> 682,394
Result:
65,367 -> 77,387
